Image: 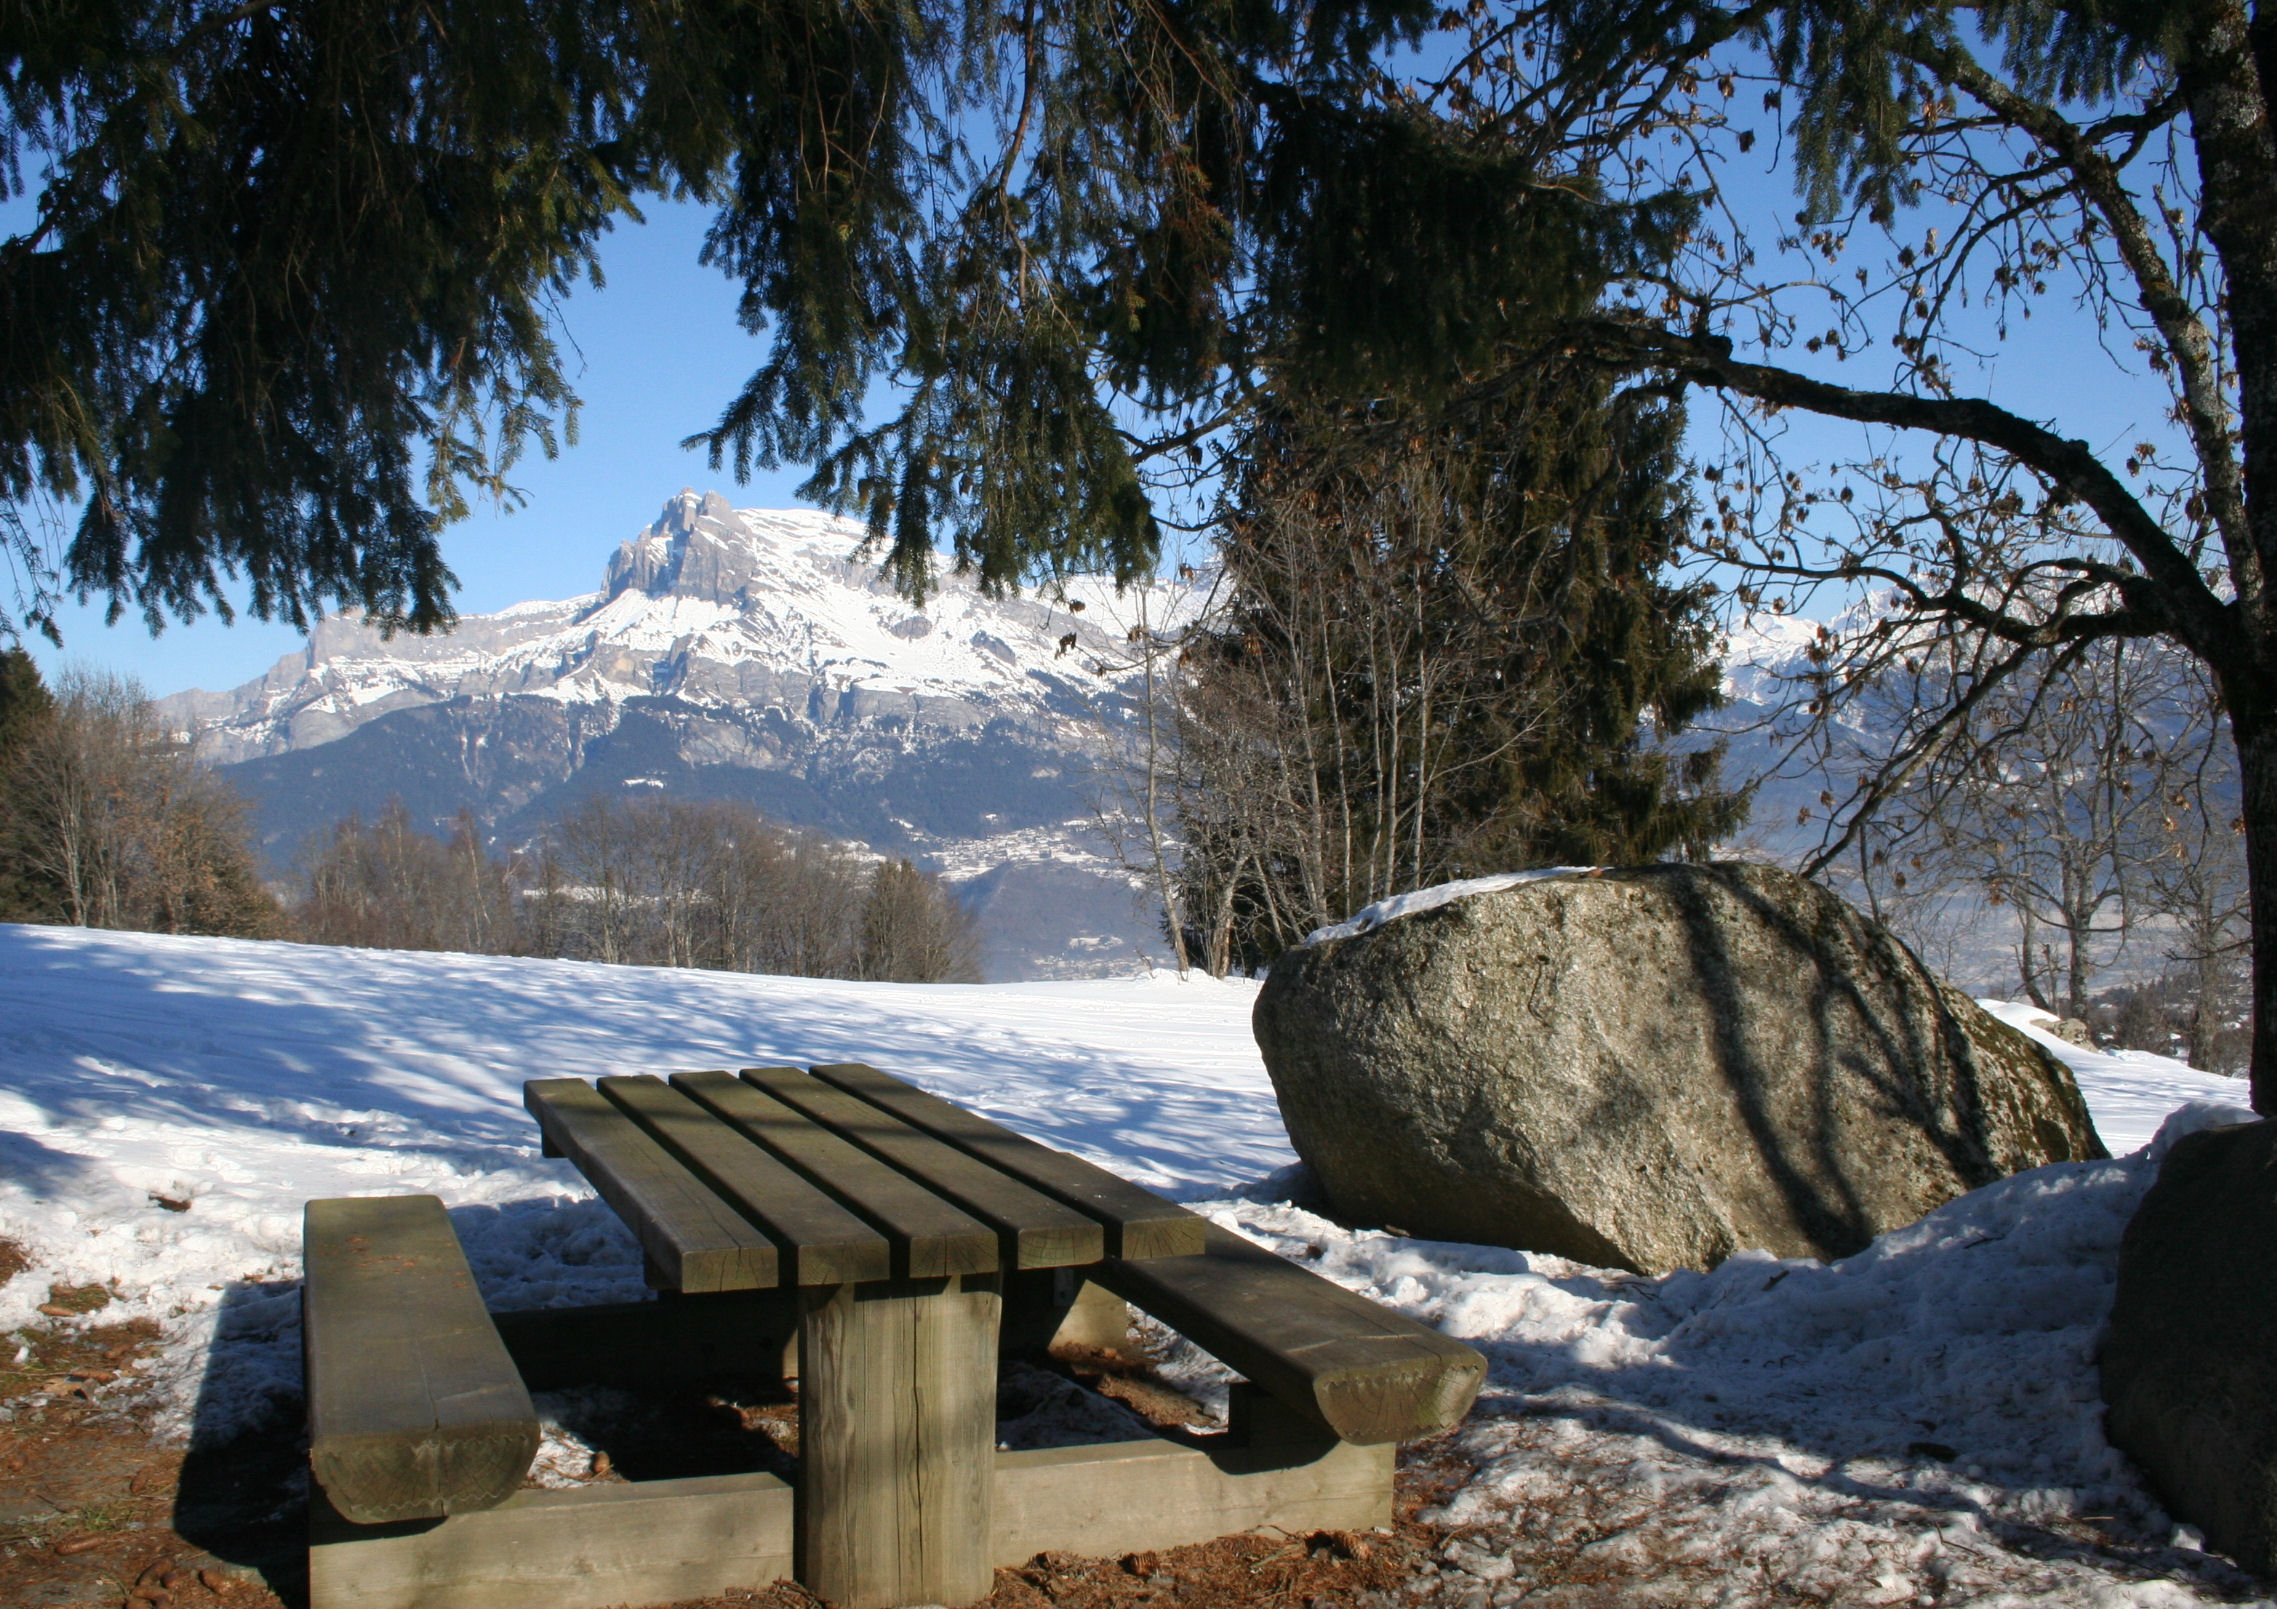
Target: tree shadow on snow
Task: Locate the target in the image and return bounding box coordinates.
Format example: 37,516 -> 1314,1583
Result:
174,1276 -> 313,1608
0,922 -> 1287,1198
0,1128 -> 98,1201
166,1195 -> 647,1609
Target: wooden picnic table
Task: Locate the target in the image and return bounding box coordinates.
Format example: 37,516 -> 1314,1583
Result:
522,1062 -> 1210,1609
303,1062 -> 1483,1609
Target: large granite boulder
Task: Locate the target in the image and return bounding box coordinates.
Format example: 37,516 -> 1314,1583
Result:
1253,863 -> 2105,1274
2101,1117 -> 2277,1570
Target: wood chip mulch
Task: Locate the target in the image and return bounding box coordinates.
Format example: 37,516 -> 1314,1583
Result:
1,1251 -> 298,1609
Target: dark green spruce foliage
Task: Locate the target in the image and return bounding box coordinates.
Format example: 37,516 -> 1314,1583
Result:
0,647 -> 60,920
1247,97 -> 1690,401
5,0 -> 1609,630
1,0 -> 930,637
1457,380 -> 1742,870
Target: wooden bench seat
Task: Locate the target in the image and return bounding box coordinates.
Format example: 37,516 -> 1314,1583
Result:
1094,1224 -> 1486,1445
303,1195 -> 540,1525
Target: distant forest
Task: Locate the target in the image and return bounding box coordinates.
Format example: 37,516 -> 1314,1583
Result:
0,649 -> 980,985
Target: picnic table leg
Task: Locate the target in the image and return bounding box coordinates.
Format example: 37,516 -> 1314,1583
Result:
797,1274 -> 1000,1609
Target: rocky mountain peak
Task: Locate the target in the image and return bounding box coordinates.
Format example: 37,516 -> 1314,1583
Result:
605,487 -> 771,604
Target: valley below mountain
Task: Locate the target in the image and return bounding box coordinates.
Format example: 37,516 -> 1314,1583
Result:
157,490 -> 2148,996
158,491 -> 1174,981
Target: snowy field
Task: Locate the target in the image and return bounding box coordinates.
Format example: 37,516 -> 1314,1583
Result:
0,921 -> 2266,1606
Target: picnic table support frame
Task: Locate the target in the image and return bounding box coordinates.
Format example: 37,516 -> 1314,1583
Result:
797,1273 -> 1001,1609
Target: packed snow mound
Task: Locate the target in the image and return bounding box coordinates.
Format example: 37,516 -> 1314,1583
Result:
0,924 -> 2262,1601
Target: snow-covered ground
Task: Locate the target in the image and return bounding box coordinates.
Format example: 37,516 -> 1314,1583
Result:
0,922 -> 2265,1605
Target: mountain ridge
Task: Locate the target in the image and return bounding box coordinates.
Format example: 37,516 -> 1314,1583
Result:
160,491 -> 1178,981
154,490 -> 1877,984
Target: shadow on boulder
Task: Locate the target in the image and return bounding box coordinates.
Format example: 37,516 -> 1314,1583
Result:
2101,1115 -> 2277,1571
1252,862 -> 2104,1274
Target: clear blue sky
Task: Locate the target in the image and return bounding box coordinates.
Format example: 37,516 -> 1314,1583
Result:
25,166 -> 2187,700
28,199 -> 825,697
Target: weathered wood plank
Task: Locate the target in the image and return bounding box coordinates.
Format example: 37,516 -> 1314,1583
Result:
674,1069 -> 998,1280
307,1471 -> 794,1609
303,1196 -> 539,1525
798,1276 -> 1001,1609
743,1066 -> 1103,1271
993,1412 -> 1392,1566
524,1078 -> 778,1292
811,1061 -> 1206,1259
308,1430 -> 1386,1609
1093,1224 -> 1485,1445
599,1074 -> 889,1285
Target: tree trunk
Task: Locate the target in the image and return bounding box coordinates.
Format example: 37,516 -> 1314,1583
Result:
2015,902 -> 2052,1014
1136,598 -> 1190,977
2063,894 -> 2093,1022
2240,714 -> 2277,1111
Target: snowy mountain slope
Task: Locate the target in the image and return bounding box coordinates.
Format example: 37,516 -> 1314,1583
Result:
158,491 -> 1854,982
157,492 -> 1187,980
165,491 -> 1155,763
155,509 -> 2206,993
0,922 -> 2261,1603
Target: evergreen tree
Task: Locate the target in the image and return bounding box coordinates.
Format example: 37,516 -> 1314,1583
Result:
0,647 -> 61,920
1175,370 -> 1744,967
1,0 -> 932,637
1447,378 -> 1741,871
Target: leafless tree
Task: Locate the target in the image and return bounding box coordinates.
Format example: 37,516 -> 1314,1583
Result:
294,801 -> 517,953
1844,634 -> 2205,1015
2143,663 -> 2252,1067
1082,576 -> 1211,975
8,666 -> 277,936
856,858 -> 984,984
1391,5 -> 2277,1101
547,795 -> 646,966
1178,450 -> 1548,959
1165,390 -> 1734,968
527,795 -> 981,982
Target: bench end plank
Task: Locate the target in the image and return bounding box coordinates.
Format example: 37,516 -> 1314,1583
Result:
1096,1224 -> 1485,1445
303,1195 -> 539,1525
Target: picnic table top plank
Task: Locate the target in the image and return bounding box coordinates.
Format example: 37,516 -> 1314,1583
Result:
599,1075 -> 892,1286
808,1062 -> 1207,1260
524,1077 -> 780,1292
671,1070 -> 999,1281
739,1066 -> 1105,1271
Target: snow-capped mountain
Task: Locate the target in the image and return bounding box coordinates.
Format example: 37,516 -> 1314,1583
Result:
167,489 -> 1156,763
169,495 -> 2052,987
160,491 -> 1181,980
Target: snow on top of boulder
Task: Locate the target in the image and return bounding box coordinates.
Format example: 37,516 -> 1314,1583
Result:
1299,867 -> 1602,946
